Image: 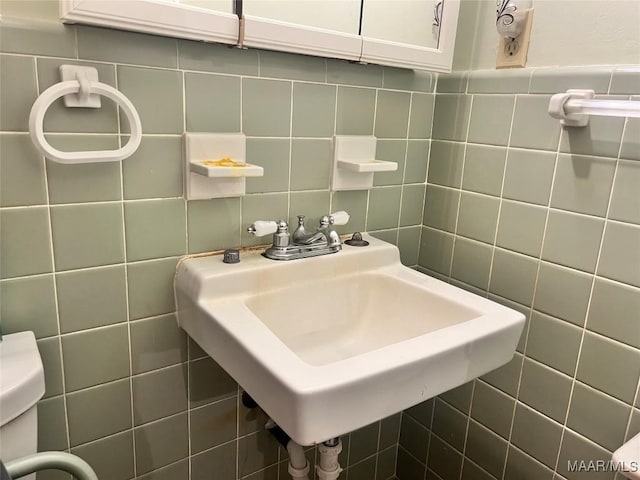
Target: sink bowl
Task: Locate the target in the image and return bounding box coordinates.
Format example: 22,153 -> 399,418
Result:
245,272 -> 480,366
613,432 -> 640,479
175,235 -> 525,445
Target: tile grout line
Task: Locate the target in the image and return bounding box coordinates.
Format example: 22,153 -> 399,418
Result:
0,187 -> 449,209
2,51 -> 626,96
33,53 -> 73,455
323,57 -> 328,84
605,114 -> 638,447
239,73 -> 245,248
606,67 -> 615,96
394,91 -> 415,245
235,58 -> 248,470
114,61 -> 139,479
422,121 -> 476,458
445,85 -> 474,282
496,82 -> 545,480
0,256 -> 187,285
550,99 -> 628,477
180,69 -> 189,256
328,83 -> 339,214
363,86 -> 381,232
72,25 -> 79,60
486,93 -> 519,303
630,382 -> 640,443
394,412 -> 404,479
520,111 -> 566,478
178,63 -> 194,479
287,79 -> 294,222
11,51 -> 400,92
372,419 -> 383,480
457,380 -> 477,480
414,83 -> 436,273
421,395 -> 437,480
235,384 -> 241,480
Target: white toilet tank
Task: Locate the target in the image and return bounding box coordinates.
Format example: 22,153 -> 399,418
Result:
0,331 -> 45,478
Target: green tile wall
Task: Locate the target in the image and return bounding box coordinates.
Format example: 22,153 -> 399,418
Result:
3,18 -> 639,480
0,18 -> 435,480
401,66 -> 640,480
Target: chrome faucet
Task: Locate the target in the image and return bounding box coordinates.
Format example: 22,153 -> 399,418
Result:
247,211 -> 349,261
292,215 -> 341,247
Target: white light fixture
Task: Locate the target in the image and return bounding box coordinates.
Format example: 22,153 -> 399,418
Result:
496,0 -> 531,38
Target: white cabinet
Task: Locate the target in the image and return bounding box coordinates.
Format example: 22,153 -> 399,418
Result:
60,0 -> 460,72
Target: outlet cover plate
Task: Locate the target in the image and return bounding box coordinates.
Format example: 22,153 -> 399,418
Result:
496,8 -> 534,69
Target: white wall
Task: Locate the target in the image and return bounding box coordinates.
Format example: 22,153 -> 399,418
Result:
453,0 -> 640,71
0,0 -> 59,21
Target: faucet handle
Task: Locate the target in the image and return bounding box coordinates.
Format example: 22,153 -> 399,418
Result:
329,211 -> 350,226
247,220 -> 278,237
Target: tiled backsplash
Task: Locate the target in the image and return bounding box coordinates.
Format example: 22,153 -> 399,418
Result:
0,19 -> 436,480
401,67 -> 640,480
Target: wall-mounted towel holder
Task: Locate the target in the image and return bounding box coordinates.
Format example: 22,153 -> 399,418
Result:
548,89 -> 640,127
28,65 -> 142,163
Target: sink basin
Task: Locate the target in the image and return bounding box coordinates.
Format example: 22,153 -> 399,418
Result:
245,272 -> 480,366
175,235 -> 525,445
613,433 -> 640,479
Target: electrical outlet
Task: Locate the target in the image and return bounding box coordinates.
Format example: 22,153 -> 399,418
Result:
496,8 -> 534,69
504,38 -> 520,57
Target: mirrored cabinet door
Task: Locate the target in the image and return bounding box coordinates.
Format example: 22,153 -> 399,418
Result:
241,0 -> 363,61
60,0 -> 239,45
361,0 -> 439,50
361,0 -> 460,71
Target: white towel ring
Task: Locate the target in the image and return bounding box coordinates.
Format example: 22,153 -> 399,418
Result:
29,80 -> 142,164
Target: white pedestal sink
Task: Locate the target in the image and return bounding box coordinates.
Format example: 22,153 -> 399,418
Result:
613,433 -> 640,479
174,235 -> 525,445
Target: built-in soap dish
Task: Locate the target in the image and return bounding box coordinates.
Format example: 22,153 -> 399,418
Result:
184,133 -> 263,199
189,159 -> 263,178
336,158 -> 398,173
332,135 -> 397,191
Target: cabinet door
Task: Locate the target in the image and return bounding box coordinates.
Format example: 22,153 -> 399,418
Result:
241,0 -> 362,61
360,0 -> 460,72
60,0 -> 239,45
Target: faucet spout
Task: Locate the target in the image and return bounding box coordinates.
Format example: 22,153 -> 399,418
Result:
296,232 -> 326,245
291,215 -> 320,245
293,215 -> 340,247
248,212 -> 348,261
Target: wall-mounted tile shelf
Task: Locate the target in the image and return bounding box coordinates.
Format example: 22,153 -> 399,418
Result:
189,160 -> 263,178
332,135 -> 397,191
184,133 -> 263,199
336,159 -> 398,173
